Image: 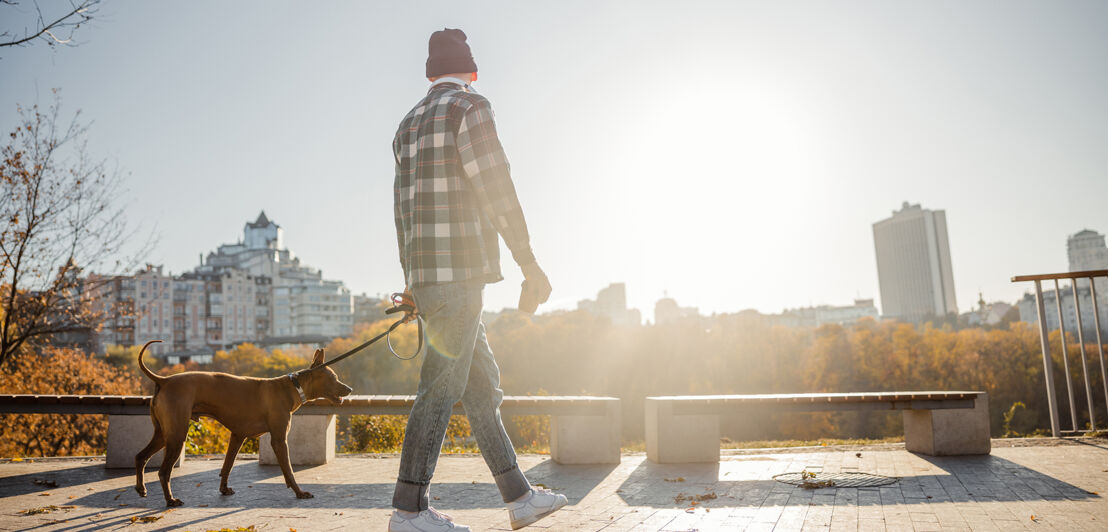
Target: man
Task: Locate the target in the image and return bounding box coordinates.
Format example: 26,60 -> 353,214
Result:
388,28 -> 566,532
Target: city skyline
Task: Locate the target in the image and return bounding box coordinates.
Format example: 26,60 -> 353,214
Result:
2,2 -> 1107,319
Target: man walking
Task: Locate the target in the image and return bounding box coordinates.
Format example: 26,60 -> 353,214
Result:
388,28 -> 566,532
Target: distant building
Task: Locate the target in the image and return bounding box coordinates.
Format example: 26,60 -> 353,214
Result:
578,283 -> 641,326
353,294 -> 385,325
1016,229 -> 1108,336
1068,229 -> 1108,298
91,212 -> 354,361
773,299 -> 880,328
964,293 -> 1014,328
1018,286 -> 1107,337
197,212 -> 353,340
654,294 -> 699,325
873,202 -> 958,323
1068,229 -> 1108,272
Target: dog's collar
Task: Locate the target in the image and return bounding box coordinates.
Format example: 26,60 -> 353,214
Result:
287,372 -> 307,404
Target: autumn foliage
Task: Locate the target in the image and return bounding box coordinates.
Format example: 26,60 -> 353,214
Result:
0,347 -> 139,457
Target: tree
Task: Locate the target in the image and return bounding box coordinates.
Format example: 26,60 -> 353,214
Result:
0,93 -> 149,368
0,1 -> 100,52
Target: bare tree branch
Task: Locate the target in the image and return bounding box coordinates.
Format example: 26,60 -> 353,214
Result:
0,91 -> 152,368
0,0 -> 99,50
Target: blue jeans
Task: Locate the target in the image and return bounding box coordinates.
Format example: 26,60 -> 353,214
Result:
392,281 -> 531,512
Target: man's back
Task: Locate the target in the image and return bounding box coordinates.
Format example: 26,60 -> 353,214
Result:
393,81 -> 534,290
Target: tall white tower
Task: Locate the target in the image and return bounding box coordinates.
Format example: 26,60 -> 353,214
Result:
873,202 -> 958,322
1068,229 -> 1108,299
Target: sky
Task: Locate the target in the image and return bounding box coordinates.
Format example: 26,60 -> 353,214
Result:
2,1 -> 1106,320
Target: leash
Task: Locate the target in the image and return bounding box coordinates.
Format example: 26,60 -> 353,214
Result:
318,293 -> 425,368
286,293 -> 425,402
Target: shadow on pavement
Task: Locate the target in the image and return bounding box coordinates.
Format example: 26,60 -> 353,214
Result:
1,457 -> 617,512
614,452 -> 1102,507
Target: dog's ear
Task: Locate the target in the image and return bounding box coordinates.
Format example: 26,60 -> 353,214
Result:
311,348 -> 325,368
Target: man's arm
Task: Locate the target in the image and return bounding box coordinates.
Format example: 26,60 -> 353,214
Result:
456,98 -> 536,267
392,155 -> 409,281
456,98 -> 551,311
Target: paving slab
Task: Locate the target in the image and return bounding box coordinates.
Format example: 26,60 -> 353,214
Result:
0,439 -> 1104,531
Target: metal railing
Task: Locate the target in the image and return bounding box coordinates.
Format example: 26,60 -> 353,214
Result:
1012,268 -> 1108,437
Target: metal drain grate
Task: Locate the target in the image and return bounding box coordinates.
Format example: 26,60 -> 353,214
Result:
773,471 -> 898,488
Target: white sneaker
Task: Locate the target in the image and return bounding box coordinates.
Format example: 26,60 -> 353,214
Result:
506,487 -> 568,529
388,508 -> 469,532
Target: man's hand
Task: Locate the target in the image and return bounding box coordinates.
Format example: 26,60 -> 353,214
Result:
391,291 -> 418,324
519,262 -> 552,314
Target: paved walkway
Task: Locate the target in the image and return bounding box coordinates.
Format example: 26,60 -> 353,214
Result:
1,439 -> 1105,531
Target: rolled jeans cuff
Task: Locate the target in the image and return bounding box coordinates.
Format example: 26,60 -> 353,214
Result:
392,479 -> 429,512
493,464 -> 531,503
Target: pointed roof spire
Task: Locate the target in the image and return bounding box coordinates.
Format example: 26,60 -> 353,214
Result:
255,210 -> 270,226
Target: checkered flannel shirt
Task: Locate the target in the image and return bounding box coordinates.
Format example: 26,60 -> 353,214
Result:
393,81 -> 535,289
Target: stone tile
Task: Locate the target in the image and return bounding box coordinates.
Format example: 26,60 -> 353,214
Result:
1,442 -> 1106,531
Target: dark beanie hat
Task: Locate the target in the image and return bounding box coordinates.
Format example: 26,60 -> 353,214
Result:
426,28 -> 478,78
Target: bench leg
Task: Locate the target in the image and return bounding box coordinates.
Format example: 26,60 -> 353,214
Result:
903,394 -> 991,456
645,399 -> 719,463
550,402 -> 621,464
259,415 -> 335,466
106,415 -> 183,469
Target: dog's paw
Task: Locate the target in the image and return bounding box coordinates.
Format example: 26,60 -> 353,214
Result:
220,486 -> 235,496
135,485 -> 147,497
166,498 -> 184,507
296,491 -> 314,499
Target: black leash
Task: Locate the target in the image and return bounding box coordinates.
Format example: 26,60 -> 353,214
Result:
317,295 -> 425,369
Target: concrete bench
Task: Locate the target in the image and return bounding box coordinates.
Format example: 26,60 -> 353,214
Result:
0,393 -> 621,467
646,391 -> 990,463
0,394 -> 180,468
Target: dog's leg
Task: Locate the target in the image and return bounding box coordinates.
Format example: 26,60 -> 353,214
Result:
269,436 -> 313,499
133,417 -> 165,497
158,428 -> 187,507
219,433 -> 246,496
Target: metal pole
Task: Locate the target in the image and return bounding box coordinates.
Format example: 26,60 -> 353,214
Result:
1054,279 -> 1078,431
1071,278 -> 1095,430
1091,278 -> 1108,417
1035,280 -> 1061,437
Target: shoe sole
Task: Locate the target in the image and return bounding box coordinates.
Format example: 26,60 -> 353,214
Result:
509,499 -> 567,530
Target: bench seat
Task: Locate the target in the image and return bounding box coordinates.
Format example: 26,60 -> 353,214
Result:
646,391 -> 990,463
0,394 -> 621,467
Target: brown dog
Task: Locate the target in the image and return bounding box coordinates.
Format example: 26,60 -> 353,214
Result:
133,340 -> 353,506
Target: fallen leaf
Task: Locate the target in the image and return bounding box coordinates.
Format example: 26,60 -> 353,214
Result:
129,515 -> 162,524
855,452 -> 862,458
1031,514 -> 1039,522
664,477 -> 686,483
11,457 -> 23,462
38,492 -> 51,496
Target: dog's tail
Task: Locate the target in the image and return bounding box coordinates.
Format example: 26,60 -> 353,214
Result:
137,340 -> 166,384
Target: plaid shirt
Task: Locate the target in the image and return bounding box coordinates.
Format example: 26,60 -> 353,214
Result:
393,80 -> 535,289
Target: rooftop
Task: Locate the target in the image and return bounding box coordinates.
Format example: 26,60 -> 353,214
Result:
2,439 -> 1105,531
